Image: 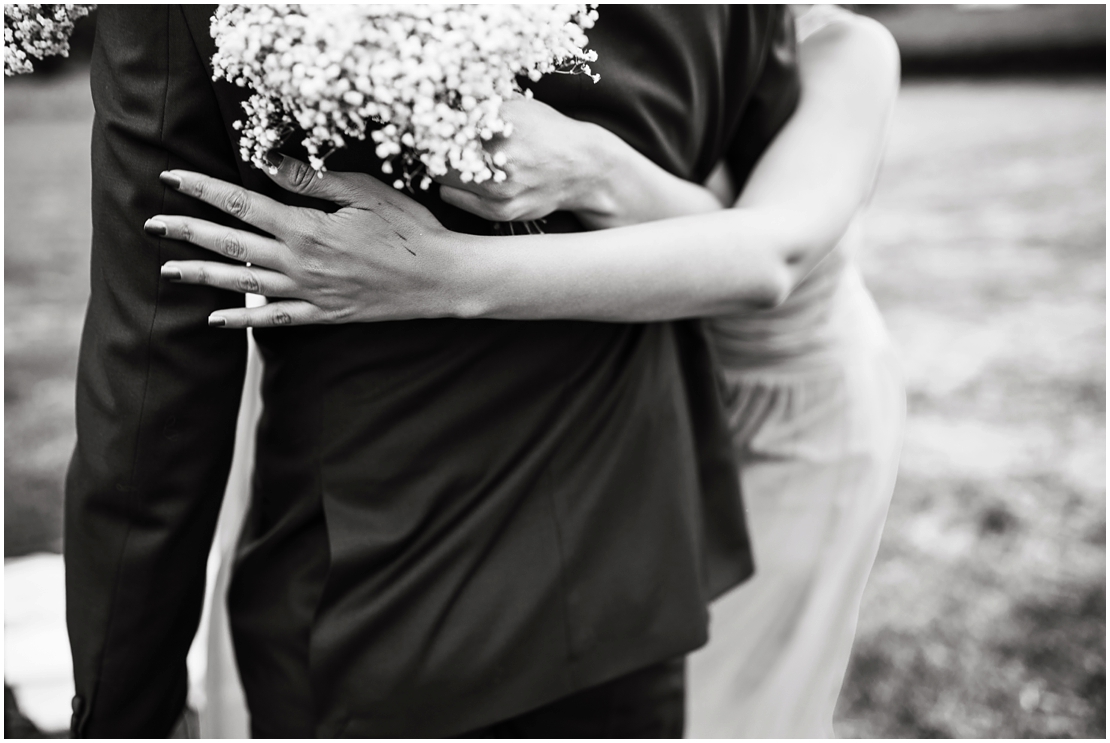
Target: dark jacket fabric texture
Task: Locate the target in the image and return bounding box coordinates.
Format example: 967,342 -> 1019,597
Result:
65,4 -> 799,737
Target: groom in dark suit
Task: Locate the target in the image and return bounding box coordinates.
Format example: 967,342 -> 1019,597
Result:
65,5 -> 798,737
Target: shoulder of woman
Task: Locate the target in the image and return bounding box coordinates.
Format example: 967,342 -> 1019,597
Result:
800,12 -> 901,92
804,12 -> 899,66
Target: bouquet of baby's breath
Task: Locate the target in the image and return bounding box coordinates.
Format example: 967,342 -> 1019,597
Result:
4,4 -> 94,76
211,4 -> 599,190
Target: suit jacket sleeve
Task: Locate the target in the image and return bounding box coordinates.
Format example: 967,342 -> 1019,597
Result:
685,5 -> 801,601
64,6 -> 250,736
726,5 -> 801,190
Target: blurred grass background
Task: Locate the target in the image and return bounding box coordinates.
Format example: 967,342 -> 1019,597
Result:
4,5 -> 1105,738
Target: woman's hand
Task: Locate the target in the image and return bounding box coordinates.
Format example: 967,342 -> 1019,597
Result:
147,155 -> 467,328
435,96 -> 614,224
440,96 -> 724,230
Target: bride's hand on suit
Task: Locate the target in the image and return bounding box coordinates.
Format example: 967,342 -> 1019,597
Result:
147,158 -> 468,327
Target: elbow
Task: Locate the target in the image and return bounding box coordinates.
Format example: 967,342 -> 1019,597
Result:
743,262 -> 794,311
725,208 -> 847,312
764,265 -> 794,309
744,227 -> 838,311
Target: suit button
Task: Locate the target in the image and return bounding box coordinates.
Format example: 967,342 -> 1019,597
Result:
70,695 -> 85,736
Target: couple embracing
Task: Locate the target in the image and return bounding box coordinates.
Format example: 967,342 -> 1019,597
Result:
65,4 -> 903,738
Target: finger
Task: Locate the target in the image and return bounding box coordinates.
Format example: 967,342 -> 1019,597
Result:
208,300 -> 322,329
430,169 -> 476,192
160,169 -> 299,238
145,215 -> 289,271
439,185 -> 519,223
263,153 -> 394,209
431,165 -> 508,197
162,260 -> 300,298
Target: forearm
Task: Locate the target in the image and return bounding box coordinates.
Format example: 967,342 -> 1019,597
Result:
451,205 -> 828,322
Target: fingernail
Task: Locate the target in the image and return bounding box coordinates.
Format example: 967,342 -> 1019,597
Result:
160,265 -> 182,280
264,151 -> 284,170
144,218 -> 167,236
208,315 -> 226,327
159,171 -> 181,189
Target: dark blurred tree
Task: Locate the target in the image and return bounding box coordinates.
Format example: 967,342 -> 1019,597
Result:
856,4 -> 1105,75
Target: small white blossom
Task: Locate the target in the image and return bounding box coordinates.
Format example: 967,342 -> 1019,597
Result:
210,4 -> 599,189
4,4 -> 95,76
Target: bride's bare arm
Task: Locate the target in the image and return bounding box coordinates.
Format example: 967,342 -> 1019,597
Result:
151,14 -> 899,327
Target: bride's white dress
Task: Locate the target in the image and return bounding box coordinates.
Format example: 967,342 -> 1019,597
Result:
187,318 -> 261,739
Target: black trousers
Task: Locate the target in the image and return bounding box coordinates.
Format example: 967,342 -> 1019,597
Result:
458,657 -> 686,739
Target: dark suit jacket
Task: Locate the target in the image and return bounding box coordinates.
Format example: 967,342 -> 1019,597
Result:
65,5 -> 798,737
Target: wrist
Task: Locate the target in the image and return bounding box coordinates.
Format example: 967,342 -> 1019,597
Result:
563,121 -> 624,223
437,231 -> 497,320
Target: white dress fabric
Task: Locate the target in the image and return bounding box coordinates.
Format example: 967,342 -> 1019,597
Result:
188,318 -> 262,739
686,217 -> 905,737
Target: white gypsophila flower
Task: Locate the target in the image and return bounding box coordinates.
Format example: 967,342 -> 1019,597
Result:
210,4 -> 599,190
4,4 -> 95,76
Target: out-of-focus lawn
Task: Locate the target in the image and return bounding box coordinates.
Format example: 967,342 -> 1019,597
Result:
835,78 -> 1105,738
5,68 -> 93,557
4,70 -> 1105,737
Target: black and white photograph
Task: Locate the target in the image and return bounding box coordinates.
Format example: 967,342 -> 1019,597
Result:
4,4 -> 1105,739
